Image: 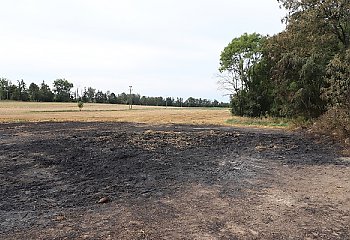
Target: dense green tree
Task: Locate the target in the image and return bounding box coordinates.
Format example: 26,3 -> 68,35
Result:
28,83 -> 40,101
53,79 -> 73,102
174,98 -> 184,107
219,33 -> 266,93
131,94 -> 141,105
278,0 -> 350,49
261,0 -> 349,118
140,96 -> 148,105
16,80 -> 29,101
266,34 -> 329,117
165,97 -> 174,107
95,90 -> 107,103
0,78 -> 10,100
218,33 -> 272,116
1,77 -> 228,108
323,49 -> 350,108
39,81 -> 54,102
117,92 -> 128,104
107,92 -> 118,104
8,83 -> 19,100
184,97 -> 196,107
84,87 -> 96,103
230,57 -> 274,117
0,78 -> 20,100
81,87 -> 88,102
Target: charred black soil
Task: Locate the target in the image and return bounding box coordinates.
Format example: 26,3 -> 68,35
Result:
0,122 -> 349,239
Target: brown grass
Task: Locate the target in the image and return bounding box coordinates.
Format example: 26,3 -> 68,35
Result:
0,101 -> 232,126
311,107 -> 350,155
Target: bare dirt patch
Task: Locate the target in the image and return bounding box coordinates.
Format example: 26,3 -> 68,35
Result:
0,122 -> 349,239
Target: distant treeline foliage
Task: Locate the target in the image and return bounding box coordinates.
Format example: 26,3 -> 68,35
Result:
0,78 -> 229,108
219,0 -> 350,119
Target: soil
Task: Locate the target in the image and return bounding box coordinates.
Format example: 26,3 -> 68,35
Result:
0,122 -> 349,240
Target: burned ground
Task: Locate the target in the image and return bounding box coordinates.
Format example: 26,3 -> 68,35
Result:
0,122 -> 349,239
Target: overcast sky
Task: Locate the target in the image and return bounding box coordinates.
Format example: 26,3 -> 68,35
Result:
0,0 -> 286,102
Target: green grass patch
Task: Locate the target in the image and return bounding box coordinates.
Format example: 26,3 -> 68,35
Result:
226,117 -> 290,128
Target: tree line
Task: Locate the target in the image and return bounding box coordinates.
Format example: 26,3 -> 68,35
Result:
0,78 -> 229,108
219,0 -> 349,120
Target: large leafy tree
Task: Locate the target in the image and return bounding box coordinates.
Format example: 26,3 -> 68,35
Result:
278,0 -> 350,49
53,78 -> 73,102
16,79 -> 29,101
0,78 -> 9,100
95,90 -> 107,103
261,0 -> 350,118
28,83 -> 40,101
82,87 -> 96,103
39,81 -> 54,102
266,33 -> 330,117
219,33 -> 266,93
218,33 -> 272,116
324,49 -> 350,108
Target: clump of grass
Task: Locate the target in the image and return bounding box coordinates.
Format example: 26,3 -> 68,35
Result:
226,117 -> 289,128
289,116 -> 313,129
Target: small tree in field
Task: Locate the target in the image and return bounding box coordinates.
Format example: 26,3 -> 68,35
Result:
78,101 -> 84,111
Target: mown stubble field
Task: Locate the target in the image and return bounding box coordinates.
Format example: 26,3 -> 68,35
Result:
0,101 -> 232,126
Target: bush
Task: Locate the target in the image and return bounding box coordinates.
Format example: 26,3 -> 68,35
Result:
312,107 -> 350,145
77,101 -> 84,111
231,89 -> 272,117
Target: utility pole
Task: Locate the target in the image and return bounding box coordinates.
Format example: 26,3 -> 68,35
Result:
129,86 -> 133,110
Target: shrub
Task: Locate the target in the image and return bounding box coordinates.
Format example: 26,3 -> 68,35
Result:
312,107 -> 350,145
77,101 -> 84,111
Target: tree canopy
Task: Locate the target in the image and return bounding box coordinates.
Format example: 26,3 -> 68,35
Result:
218,33 -> 271,116
53,79 -> 74,102
0,77 -> 228,108
219,0 -> 349,119
219,33 -> 266,93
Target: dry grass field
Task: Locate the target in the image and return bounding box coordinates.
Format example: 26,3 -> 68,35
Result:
0,101 -> 232,125
0,101 -> 290,128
